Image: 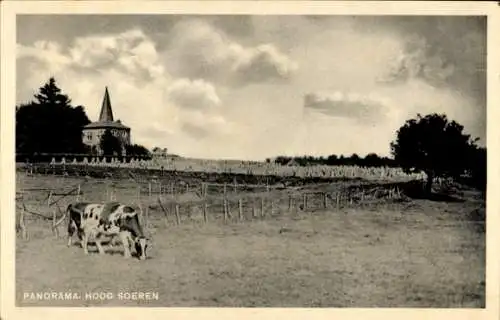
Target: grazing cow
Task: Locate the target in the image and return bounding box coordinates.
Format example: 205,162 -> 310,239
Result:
66,202 -> 149,260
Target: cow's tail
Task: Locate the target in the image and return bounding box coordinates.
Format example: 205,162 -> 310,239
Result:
66,203 -> 74,234
66,203 -> 81,238
68,203 -> 84,240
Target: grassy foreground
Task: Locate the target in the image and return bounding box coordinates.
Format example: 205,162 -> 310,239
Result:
16,189 -> 485,307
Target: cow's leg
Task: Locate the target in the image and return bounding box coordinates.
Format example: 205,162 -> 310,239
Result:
82,231 -> 90,255
67,220 -> 76,247
119,232 -> 132,258
77,229 -> 84,247
95,234 -> 105,255
109,235 -> 118,248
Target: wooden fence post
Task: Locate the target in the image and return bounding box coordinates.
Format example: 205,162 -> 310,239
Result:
288,195 -> 292,212
252,199 -> 256,218
51,207 -> 62,239
260,197 -> 265,218
175,204 -> 181,225
52,205 -> 66,239
19,204 -> 27,240
302,193 -> 307,211
136,185 -> 141,205
157,197 -> 169,227
323,192 -> 328,209
76,184 -> 81,202
148,182 -> 152,202
238,199 -> 243,221
336,192 -> 340,210
203,202 -> 208,224
48,191 -> 53,208
223,199 -> 228,223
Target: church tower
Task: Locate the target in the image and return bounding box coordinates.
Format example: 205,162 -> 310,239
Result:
82,87 -> 131,156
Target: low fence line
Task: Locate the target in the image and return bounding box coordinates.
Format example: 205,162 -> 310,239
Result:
15,179 -> 406,240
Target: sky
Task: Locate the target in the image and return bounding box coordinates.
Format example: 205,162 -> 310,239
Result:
16,15 -> 486,160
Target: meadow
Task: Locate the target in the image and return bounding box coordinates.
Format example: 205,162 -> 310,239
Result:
15,165 -> 485,307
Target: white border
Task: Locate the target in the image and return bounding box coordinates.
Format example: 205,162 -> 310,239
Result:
2,1 -> 499,320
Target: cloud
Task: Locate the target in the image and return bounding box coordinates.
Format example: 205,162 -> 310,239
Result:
17,28 -> 166,103
304,91 -> 388,123
378,34 -> 457,88
69,28 -> 164,82
165,78 -> 233,139
15,16 -> 486,160
16,28 -> 236,154
231,44 -> 298,84
180,112 -> 229,139
164,19 -> 298,86
166,79 -> 221,110
374,17 -> 486,107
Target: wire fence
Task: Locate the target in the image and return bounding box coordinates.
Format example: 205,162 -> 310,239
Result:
15,170 -> 414,241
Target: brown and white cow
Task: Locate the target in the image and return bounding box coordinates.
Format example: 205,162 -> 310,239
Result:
66,202 -> 149,260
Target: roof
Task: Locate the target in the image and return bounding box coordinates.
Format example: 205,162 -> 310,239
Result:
83,87 -> 130,131
84,120 -> 130,130
99,87 -> 114,122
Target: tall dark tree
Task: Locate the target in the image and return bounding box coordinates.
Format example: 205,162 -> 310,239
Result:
466,144 -> 486,191
16,77 -> 90,155
99,129 -> 122,157
390,113 -> 479,194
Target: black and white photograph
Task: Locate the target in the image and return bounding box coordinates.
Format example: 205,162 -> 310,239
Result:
1,1 -> 498,318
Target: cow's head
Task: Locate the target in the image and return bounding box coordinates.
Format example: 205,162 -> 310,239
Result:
118,206 -> 149,261
134,237 -> 149,260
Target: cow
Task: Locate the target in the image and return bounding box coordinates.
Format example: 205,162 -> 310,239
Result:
66,202 -> 149,260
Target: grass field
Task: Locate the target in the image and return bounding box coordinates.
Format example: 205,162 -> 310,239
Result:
15,171 -> 485,307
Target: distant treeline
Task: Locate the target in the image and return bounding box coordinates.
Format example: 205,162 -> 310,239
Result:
267,153 -> 399,168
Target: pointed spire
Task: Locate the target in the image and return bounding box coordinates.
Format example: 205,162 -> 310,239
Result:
98,86 -> 114,122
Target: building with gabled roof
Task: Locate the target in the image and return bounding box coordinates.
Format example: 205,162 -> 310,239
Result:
82,87 -> 131,156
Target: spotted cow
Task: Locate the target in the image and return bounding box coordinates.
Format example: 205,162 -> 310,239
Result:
66,202 -> 149,260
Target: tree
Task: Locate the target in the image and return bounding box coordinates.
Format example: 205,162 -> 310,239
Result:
326,154 -> 338,165
16,77 -> 91,154
465,144 -> 486,191
274,156 -> 291,165
390,113 -> 478,194
126,144 -> 152,159
100,129 -> 122,157
363,153 -> 382,167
